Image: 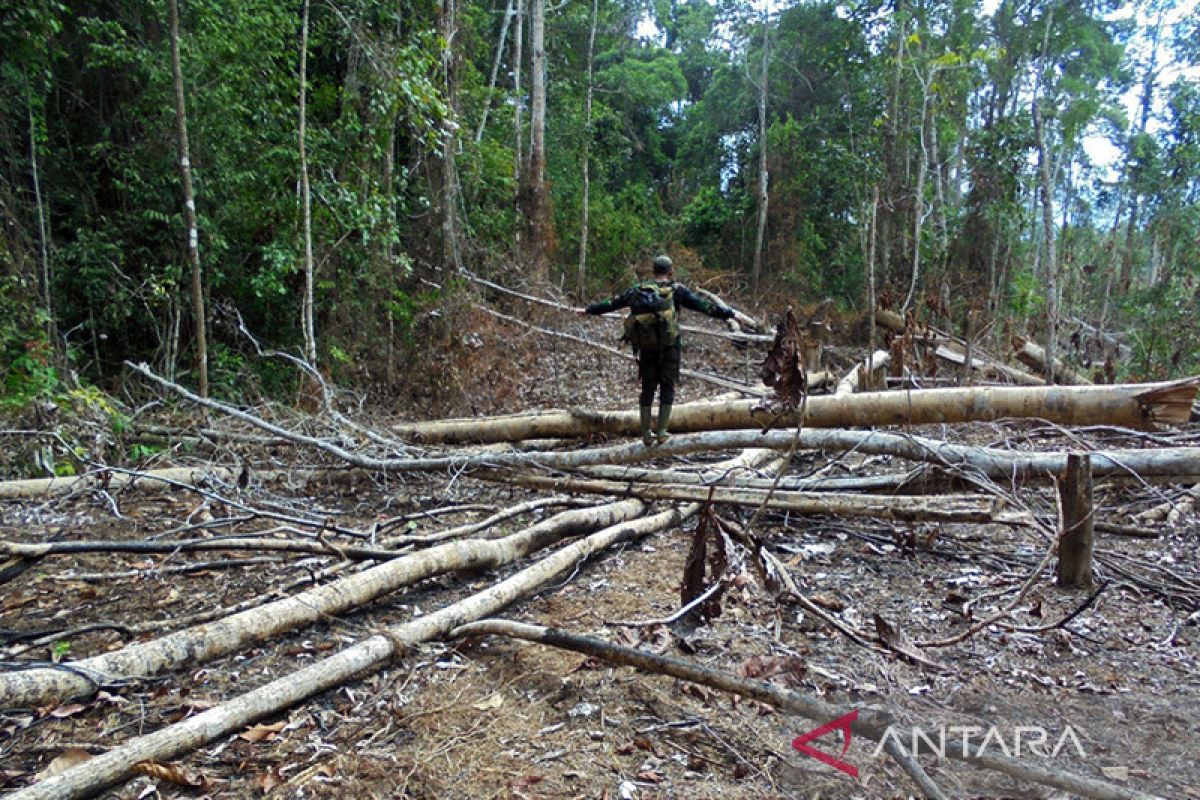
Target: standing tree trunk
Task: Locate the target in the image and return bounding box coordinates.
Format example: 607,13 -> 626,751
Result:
1033,97 -> 1058,384
440,0 -> 462,272
751,3 -> 770,294
1118,10 -> 1162,293
298,0 -> 317,365
577,0 -> 598,296
527,0 -> 552,279
475,0 -> 515,144
167,0 -> 208,398
512,0 -> 524,254
901,66 -> 932,314
27,89 -> 54,349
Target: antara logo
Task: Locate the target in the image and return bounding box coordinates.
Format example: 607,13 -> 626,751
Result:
791,710 -> 859,779
792,710 -> 1089,780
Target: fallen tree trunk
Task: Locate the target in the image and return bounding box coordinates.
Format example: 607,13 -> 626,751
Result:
0,499 -> 645,709
391,379 -> 1199,444
479,471 -> 1010,523
0,465 -> 363,501
874,309 -> 1044,386
8,504 -> 698,800
835,350 -> 890,395
450,620 -> 1160,800
1013,335 -> 1094,385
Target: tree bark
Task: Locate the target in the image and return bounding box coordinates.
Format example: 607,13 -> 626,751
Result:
298,0 -> 317,364
167,0 -> 208,397
0,499 -> 645,709
577,0 -> 597,296
1056,452 -> 1095,588
835,350 -> 890,395
1012,335 -> 1092,385
475,0 -> 515,143
8,505 -> 695,799
392,379 -> 1200,443
527,0 -> 550,278
751,2 -> 769,293
480,472 -> 1008,523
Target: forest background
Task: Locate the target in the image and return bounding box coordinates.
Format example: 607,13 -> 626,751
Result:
2,0 -> 1199,414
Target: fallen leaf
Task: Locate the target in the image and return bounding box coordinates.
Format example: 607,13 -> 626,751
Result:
254,768 -> 283,793
36,748 -> 92,780
132,760 -> 208,789
509,774 -> 545,789
1100,766 -> 1129,781
49,703 -> 88,719
238,720 -> 286,743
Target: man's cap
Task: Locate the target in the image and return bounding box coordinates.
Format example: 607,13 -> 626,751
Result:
651,255 -> 673,274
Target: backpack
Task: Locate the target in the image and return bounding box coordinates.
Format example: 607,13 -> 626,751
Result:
622,281 -> 679,350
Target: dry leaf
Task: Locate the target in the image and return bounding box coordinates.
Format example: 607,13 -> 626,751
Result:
36,748 -> 92,780
132,760 -> 208,789
238,720 -> 286,743
49,703 -> 88,719
254,768 -> 283,793
509,775 -> 544,789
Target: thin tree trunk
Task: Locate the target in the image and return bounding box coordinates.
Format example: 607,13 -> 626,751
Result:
751,3 -> 769,293
512,0 -> 524,253
27,90 -> 53,347
299,0 -> 317,365
440,0 -> 462,272
475,0 -> 516,144
167,0 -> 208,397
901,70 -> 932,314
577,0 -> 598,296
528,0 -> 549,278
1033,97 -> 1058,384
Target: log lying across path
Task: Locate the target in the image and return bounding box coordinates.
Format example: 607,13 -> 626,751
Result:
8,504 -> 700,800
393,378 -> 1200,444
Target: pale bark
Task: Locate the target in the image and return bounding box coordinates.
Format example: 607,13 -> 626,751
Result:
480,472 -> 1009,523
299,0 -> 316,364
439,0 -> 462,271
0,465 -> 360,500
9,504 -> 695,799
27,92 -> 53,345
0,499 -> 645,709
835,350 -> 890,395
167,0 -> 208,397
1012,335 -> 1092,385
392,379 -> 1200,444
875,308 -> 1044,385
751,3 -> 769,292
475,0 -> 515,143
527,0 -> 549,277
577,0 -> 597,296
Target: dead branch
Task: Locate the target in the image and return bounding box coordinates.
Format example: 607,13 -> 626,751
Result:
8,504 -> 697,800
835,350 -> 891,395
0,499 -> 645,709
449,619 -> 1159,800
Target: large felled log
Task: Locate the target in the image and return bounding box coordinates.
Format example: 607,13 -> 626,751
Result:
0,465 -> 361,501
0,499 -> 645,709
9,504 -> 698,800
480,472 -> 1011,523
874,309 -> 1044,385
1013,335 -> 1093,385
392,378 -> 1200,444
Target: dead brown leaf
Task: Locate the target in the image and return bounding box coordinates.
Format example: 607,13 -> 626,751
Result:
132,759 -> 208,789
238,720 -> 286,743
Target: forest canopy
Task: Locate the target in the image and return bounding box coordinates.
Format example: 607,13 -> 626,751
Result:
2,0 -> 1198,401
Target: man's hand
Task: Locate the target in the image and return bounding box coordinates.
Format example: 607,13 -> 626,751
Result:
724,317 -> 740,333
574,307 -> 589,317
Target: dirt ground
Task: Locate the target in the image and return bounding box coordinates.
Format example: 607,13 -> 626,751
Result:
2,306 -> 1200,799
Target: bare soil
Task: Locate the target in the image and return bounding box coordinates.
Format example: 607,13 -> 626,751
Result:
2,307 -> 1200,799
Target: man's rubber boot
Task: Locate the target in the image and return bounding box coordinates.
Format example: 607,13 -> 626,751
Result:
655,403 -> 673,445
640,405 -> 655,447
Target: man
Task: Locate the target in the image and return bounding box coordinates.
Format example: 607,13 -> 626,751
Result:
577,255 -> 736,446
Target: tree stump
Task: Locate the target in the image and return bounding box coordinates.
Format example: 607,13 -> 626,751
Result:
1056,453 -> 1095,588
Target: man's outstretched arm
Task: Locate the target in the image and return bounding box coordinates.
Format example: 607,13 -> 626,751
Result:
674,285 -> 735,320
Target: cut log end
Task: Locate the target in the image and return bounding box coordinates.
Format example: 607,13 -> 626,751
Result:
1138,378 -> 1200,427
